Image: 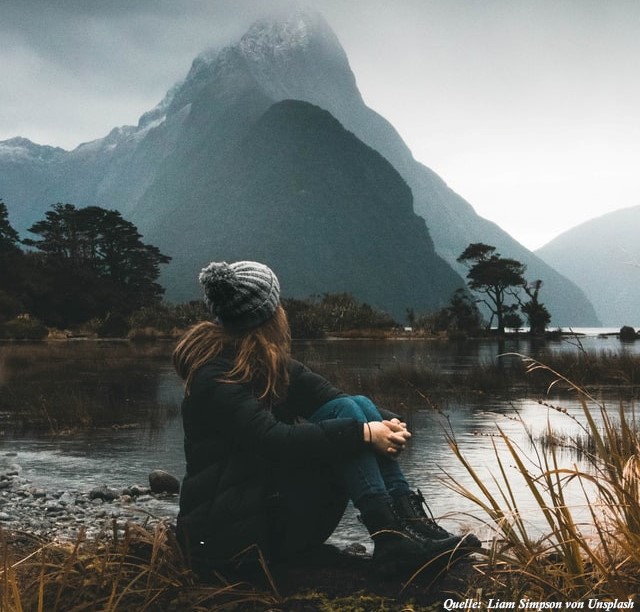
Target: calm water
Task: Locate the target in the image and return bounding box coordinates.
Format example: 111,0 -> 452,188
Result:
0,331 -> 637,548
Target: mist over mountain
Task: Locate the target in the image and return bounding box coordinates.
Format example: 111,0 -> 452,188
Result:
0,9 -> 598,325
536,206 -> 640,327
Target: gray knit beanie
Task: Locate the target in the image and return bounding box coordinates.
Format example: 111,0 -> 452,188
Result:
198,261 -> 280,330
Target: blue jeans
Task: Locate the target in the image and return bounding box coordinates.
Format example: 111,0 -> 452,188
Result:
309,395 -> 410,508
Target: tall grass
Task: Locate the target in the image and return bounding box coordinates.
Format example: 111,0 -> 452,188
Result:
0,341 -> 177,432
442,354 -> 640,601
305,349 -> 640,412
0,522 -> 281,611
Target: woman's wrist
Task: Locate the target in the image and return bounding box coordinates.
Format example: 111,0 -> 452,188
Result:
363,422 -> 372,444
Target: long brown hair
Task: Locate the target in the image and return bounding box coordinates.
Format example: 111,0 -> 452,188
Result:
173,304 -> 291,402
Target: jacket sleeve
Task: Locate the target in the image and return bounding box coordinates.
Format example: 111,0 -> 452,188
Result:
284,359 -> 346,419
285,360 -> 403,421
188,363 -> 365,463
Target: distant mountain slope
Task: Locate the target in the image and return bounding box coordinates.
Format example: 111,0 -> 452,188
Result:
136,99 -> 464,318
0,9 -> 599,325
536,205 -> 640,326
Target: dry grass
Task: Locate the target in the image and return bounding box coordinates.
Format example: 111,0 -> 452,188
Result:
0,522 -> 284,611
0,341 -> 177,432
443,355 -> 640,601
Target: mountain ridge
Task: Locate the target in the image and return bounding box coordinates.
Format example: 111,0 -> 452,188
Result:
0,9 -> 599,325
536,205 -> 640,327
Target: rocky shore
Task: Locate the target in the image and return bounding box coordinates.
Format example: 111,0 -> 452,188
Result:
0,462 -> 180,542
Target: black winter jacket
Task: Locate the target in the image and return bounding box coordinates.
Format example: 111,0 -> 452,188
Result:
177,358 -> 366,562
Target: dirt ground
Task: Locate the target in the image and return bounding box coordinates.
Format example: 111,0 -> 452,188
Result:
218,544 -> 479,611
2,531 -> 478,611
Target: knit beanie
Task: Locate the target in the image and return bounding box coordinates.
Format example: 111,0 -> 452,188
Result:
198,261 -> 280,330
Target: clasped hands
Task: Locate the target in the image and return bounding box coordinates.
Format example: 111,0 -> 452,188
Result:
364,418 -> 411,458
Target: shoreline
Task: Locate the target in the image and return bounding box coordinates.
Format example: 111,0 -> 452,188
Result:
0,463 -> 178,543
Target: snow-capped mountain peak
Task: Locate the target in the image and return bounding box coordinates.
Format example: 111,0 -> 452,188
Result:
239,9 -> 342,60
0,137 -> 66,161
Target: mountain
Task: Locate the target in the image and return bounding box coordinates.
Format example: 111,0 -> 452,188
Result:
0,9 -> 598,325
0,138 -> 66,229
135,99 -> 464,316
536,206 -> 640,327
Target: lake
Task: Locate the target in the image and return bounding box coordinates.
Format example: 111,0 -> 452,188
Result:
0,330 -> 638,550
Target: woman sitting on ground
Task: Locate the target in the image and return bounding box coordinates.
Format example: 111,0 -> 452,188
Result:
173,260 -> 480,577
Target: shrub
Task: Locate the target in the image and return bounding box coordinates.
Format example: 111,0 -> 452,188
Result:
128,301 -> 210,334
0,316 -> 48,340
94,312 -> 130,338
283,293 -> 397,338
620,325 -> 638,341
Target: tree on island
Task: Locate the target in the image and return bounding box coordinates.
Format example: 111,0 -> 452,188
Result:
24,203 -> 171,328
431,288 -> 484,336
457,242 -> 550,335
520,279 -> 551,336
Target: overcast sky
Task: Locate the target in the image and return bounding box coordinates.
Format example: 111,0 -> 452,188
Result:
1,0 -> 638,250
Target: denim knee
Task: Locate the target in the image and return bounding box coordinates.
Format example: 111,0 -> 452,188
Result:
310,395 -> 367,423
349,395 -> 383,422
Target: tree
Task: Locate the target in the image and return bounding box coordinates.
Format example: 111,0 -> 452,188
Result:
457,243 -> 526,334
0,200 -> 28,321
432,288 -> 483,336
24,203 -> 171,327
0,199 -> 21,253
520,279 -> 551,335
503,307 -> 524,332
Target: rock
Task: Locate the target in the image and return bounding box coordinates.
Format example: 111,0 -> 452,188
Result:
122,484 -> 150,497
58,491 -> 75,505
89,485 -> 120,502
0,476 -> 179,543
619,326 -> 638,341
148,470 -> 180,494
343,542 -> 368,556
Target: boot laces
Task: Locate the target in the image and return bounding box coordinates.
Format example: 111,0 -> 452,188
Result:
412,489 -> 452,538
412,489 -> 437,523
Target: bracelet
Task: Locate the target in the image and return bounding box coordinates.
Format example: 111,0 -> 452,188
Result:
365,422 -> 372,444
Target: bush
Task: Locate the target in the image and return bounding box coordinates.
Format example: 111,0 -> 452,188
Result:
282,297 -> 326,338
283,293 -> 397,338
0,316 -> 48,340
620,325 -> 638,341
94,312 -> 130,338
128,301 -> 210,334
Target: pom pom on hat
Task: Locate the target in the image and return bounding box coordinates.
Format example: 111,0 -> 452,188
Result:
198,261 -> 280,330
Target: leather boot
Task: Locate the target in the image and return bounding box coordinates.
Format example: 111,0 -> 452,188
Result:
393,489 -> 481,550
359,498 -> 464,574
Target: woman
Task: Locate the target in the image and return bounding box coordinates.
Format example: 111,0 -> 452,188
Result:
173,260 -> 479,576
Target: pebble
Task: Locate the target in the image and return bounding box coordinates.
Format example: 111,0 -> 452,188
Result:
0,464 -> 179,542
